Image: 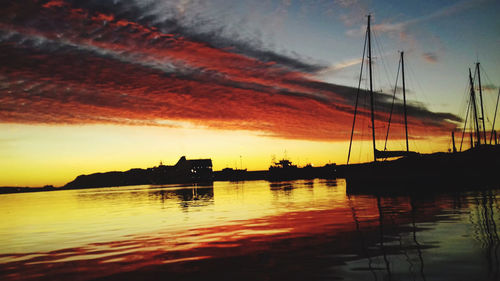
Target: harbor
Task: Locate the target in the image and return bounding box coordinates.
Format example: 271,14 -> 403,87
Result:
2,1 -> 500,281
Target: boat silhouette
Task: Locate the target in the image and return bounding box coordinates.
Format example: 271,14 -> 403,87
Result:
268,158 -> 336,181
339,15 -> 500,193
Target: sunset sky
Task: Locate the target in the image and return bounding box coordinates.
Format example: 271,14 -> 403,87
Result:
1,0 -> 500,186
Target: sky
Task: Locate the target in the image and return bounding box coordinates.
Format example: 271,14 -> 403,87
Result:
1,0 -> 499,186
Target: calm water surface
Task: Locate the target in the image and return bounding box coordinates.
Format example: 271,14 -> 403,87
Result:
0,180 -> 499,281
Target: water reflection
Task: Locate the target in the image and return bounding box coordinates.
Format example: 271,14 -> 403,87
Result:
321,179 -> 338,188
0,181 -> 498,281
148,184 -> 214,210
345,195 -> 428,281
269,181 -> 295,191
268,180 -> 308,198
470,190 -> 500,280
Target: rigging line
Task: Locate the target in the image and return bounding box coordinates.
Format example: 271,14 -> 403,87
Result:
405,61 -> 426,105
459,73 -> 473,151
479,64 -> 497,91
471,96 -> 476,148
460,96 -> 471,152
401,51 -> 409,152
404,58 -> 428,152
372,29 -> 393,91
469,68 -> 481,145
479,64 -> 496,124
472,66 -> 486,138
347,28 -> 368,165
472,66 -> 480,136
472,100 -> 477,147
367,15 -> 376,162
457,78 -> 472,123
406,61 -> 433,123
456,77 -> 473,149
359,62 -> 370,163
490,89 -> 500,144
384,53 -> 402,151
476,63 -> 487,142
452,71 -> 471,147
483,88 -> 495,125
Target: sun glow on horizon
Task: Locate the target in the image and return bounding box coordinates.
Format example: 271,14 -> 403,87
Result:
0,123 -> 451,187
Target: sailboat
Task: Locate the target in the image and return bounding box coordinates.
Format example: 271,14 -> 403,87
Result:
338,15 -> 500,194
458,62 -> 500,149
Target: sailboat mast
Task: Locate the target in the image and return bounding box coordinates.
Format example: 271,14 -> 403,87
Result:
451,131 -> 457,153
469,68 -> 481,146
401,51 -> 409,152
346,29 -> 368,165
476,62 -> 487,142
367,14 -> 377,161
491,88 -> 500,144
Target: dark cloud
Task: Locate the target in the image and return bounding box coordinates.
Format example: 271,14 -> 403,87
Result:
45,0 -> 326,73
286,79 -> 461,123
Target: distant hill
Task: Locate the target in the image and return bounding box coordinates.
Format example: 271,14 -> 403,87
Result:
64,168 -> 151,189
0,185 -> 55,194
64,156 -> 213,189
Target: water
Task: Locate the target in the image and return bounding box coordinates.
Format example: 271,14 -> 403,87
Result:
0,180 -> 498,281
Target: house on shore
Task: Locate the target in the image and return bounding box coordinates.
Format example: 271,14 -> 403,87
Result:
150,156 -> 213,184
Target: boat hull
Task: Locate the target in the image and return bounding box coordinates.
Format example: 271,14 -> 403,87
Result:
338,145 -> 500,194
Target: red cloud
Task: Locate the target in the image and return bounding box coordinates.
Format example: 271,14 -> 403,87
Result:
42,0 -> 66,9
0,0 -> 457,142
